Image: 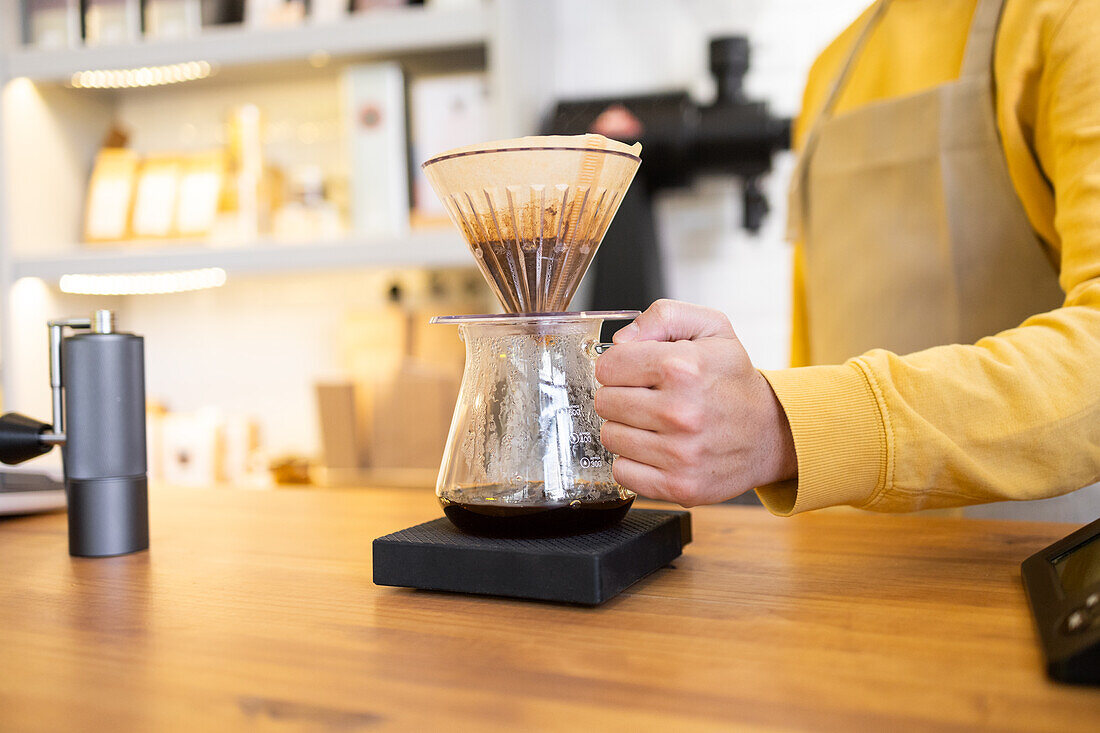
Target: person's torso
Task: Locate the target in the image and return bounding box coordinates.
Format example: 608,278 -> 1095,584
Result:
790,0 -> 1070,365
797,0 -> 1074,258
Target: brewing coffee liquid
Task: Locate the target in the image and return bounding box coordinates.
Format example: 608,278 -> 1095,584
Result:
440,482 -> 634,538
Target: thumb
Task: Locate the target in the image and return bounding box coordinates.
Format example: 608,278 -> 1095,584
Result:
614,299 -> 737,343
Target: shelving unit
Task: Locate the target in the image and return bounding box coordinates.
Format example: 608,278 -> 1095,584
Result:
0,0 -> 557,456
11,230 -> 470,280
6,7 -> 492,83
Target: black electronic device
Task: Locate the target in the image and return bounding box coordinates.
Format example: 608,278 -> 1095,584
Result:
548,36 -> 791,233
1021,516 -> 1100,685
373,509 -> 691,605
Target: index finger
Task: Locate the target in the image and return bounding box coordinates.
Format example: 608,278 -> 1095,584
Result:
595,341 -> 685,387
614,299 -> 736,343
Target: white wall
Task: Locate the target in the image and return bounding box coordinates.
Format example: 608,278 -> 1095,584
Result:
550,0 -> 870,369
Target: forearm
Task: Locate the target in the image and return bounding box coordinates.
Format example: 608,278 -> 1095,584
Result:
758,285 -> 1100,515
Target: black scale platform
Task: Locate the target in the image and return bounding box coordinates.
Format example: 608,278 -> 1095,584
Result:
373,509 -> 692,605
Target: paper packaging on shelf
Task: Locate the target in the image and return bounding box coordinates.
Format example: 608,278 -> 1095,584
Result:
410,73 -> 490,226
427,0 -> 482,8
357,361 -> 459,471
176,150 -> 226,237
316,372 -> 459,475
26,0 -> 82,49
146,403 -> 168,487
200,0 -> 244,25
333,301 -> 462,472
410,308 -> 467,371
316,382 -> 365,474
272,165 -> 344,242
351,0 -> 407,10
342,63 -> 410,239
341,305 -> 410,380
221,414 -> 261,484
131,155 -> 182,238
246,0 -> 305,27
85,148 -> 139,242
144,0 -> 202,39
83,0 -> 140,46
159,409 -> 223,488
310,0 -> 348,23
156,408 -> 261,486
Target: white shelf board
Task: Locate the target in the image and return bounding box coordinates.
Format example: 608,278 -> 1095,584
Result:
6,7 -> 491,83
11,230 -> 473,280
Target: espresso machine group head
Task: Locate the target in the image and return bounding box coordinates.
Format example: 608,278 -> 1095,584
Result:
0,310 -> 148,558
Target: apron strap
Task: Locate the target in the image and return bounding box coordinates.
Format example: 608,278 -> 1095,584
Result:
959,0 -> 1007,79
788,0 -> 890,240
812,0 -> 891,127
788,0 -> 1007,242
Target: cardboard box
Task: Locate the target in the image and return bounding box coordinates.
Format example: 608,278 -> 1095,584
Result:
316,364 -> 458,473
315,382 -> 365,471
357,359 -> 459,471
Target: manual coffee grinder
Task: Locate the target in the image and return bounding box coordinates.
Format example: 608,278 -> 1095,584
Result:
373,136 -> 691,604
0,310 -> 149,558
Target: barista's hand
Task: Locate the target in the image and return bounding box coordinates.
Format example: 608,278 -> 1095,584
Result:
594,299 -> 797,507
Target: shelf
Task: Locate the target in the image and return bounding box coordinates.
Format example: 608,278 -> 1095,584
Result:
5,7 -> 492,83
11,230 -> 473,281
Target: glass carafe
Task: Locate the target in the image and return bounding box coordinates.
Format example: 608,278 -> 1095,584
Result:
432,311 -> 638,537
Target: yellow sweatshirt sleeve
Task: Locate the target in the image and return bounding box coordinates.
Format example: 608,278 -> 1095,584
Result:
757,2 -> 1100,516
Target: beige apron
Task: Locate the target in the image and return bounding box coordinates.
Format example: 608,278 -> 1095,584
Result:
788,0 -> 1063,366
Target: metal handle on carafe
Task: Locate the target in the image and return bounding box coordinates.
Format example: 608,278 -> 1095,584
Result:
585,341 -> 614,358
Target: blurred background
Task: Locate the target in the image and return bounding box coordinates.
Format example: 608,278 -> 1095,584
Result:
0,0 -> 869,490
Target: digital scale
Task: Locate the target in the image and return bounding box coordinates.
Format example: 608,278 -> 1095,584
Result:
1022,515 -> 1100,685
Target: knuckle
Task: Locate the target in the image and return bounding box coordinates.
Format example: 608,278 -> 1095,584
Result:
666,437 -> 703,469
649,299 -> 679,331
611,457 -> 630,486
594,354 -> 612,384
659,354 -> 698,385
665,403 -> 703,433
651,298 -> 677,318
593,387 -> 608,416
666,440 -> 689,467
706,306 -> 734,331
599,421 -> 615,450
682,439 -> 705,466
663,474 -> 698,507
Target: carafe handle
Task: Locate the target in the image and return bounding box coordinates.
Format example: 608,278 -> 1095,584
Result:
584,341 -> 614,359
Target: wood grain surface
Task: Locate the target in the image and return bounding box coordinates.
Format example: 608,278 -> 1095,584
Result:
1,486 -> 1097,732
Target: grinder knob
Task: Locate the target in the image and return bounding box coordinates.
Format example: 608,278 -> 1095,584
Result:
0,413 -> 53,465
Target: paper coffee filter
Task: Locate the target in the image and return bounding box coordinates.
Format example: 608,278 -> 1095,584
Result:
428,134 -> 641,159
422,134 -> 642,313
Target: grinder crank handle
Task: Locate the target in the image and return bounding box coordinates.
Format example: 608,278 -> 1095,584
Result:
0,413 -> 54,465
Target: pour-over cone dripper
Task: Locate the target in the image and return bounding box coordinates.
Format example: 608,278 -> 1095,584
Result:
422,134 -> 642,313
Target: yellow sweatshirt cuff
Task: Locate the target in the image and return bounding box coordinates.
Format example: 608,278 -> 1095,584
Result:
756,363 -> 890,516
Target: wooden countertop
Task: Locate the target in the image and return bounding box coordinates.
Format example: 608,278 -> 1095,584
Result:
1,487 -> 1097,732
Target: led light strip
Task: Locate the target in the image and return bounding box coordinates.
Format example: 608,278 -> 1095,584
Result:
70,61 -> 213,89
59,268 -> 227,295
